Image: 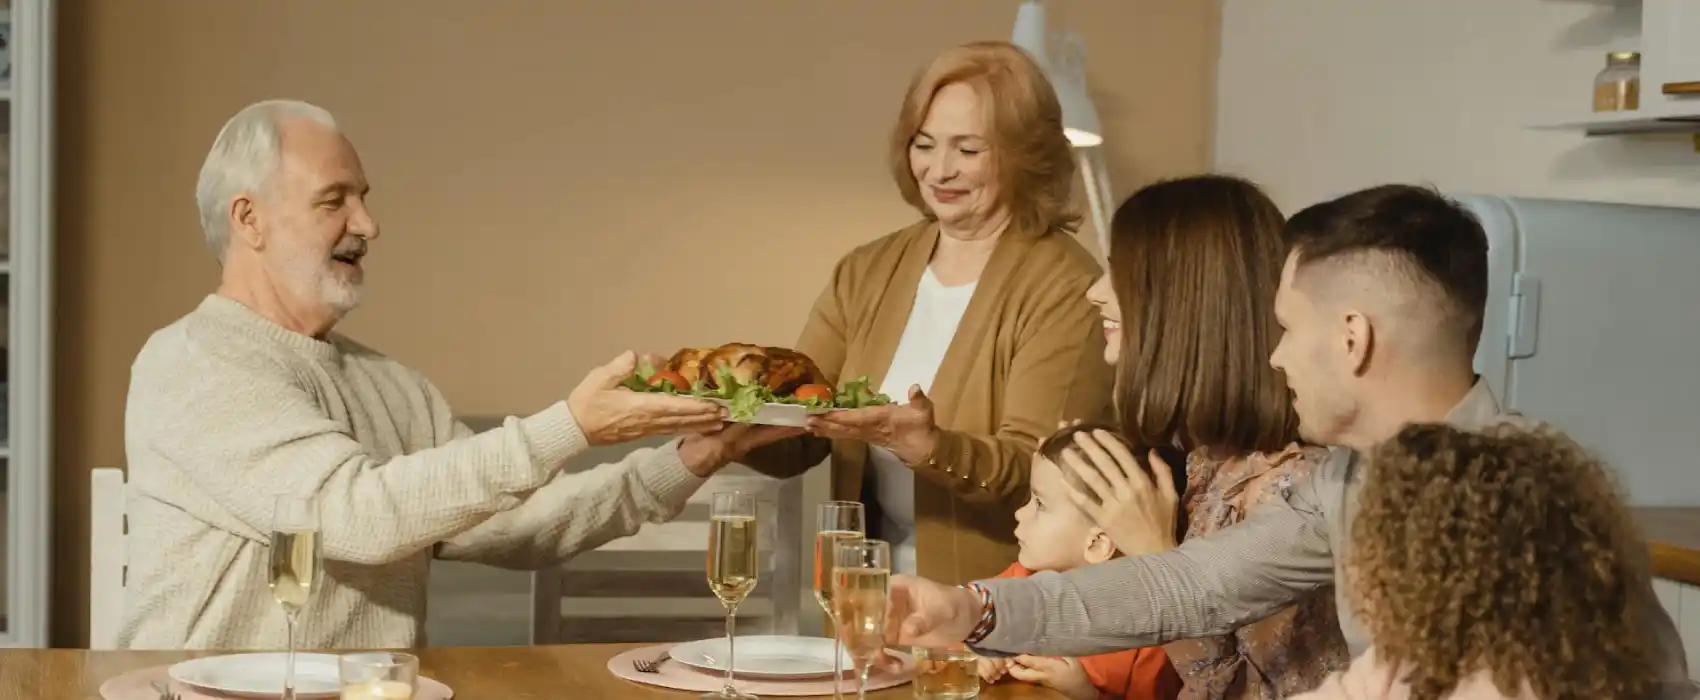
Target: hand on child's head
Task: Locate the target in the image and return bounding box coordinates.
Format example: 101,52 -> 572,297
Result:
1052,430 -> 1181,556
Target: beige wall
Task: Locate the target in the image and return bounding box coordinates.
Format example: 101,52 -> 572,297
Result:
52,1 -> 1220,646
1214,0 -> 1698,214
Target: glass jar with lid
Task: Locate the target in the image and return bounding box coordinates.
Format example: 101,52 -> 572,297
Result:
1593,51 -> 1641,112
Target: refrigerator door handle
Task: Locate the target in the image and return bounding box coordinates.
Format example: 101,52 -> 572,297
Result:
1508,272 -> 1542,360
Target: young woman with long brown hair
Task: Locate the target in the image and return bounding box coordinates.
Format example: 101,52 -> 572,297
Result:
1061,174 -> 1351,699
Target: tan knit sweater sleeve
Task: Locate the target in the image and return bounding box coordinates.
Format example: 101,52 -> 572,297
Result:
133,341 -> 589,566
432,407 -> 707,569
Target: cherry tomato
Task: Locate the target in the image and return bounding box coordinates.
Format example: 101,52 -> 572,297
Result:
793,384 -> 833,403
648,371 -> 690,392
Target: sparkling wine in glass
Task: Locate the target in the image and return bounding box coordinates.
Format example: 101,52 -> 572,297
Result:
704,491 -> 760,700
270,494 -> 324,700
813,501 -> 864,700
833,539 -> 891,700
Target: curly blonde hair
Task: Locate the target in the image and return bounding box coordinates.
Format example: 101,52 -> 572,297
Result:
1350,423 -> 1657,700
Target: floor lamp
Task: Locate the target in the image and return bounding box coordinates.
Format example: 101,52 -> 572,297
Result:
1012,0 -> 1114,258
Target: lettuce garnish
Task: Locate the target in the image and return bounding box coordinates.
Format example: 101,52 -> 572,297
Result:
623,363 -> 892,421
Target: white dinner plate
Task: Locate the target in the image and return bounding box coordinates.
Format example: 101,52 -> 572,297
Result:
668,635 -> 854,679
706,399 -> 841,427
168,652 -> 343,698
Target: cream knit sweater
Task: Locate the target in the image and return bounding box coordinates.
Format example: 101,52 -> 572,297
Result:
117,294 -> 706,650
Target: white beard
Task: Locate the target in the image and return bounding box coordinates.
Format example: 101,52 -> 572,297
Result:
274,235 -> 364,316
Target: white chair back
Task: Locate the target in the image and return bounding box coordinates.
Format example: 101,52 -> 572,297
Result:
532,465 -> 805,644
89,467 -> 128,650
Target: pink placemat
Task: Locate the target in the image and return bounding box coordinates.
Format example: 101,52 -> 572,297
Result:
608,644 -> 915,697
98,665 -> 454,700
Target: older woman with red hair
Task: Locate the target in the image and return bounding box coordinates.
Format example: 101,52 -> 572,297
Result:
742,41 -> 1111,583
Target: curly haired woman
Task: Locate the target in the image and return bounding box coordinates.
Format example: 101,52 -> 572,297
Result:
1295,423 -> 1660,700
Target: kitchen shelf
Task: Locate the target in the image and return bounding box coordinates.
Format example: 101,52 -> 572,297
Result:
1527,108 -> 1700,135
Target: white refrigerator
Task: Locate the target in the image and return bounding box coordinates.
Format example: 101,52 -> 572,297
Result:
1457,194 -> 1700,506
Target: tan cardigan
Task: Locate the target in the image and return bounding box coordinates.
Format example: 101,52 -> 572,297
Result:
743,219 -> 1113,583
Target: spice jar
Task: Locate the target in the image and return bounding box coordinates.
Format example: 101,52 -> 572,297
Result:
1593,51 -> 1641,112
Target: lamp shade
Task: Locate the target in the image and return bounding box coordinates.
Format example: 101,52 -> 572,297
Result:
1012,0 -> 1050,61
1012,0 -> 1104,147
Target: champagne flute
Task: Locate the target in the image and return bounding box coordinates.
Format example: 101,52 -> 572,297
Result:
833,539 -> 891,700
705,491 -> 760,700
270,494 -> 324,700
813,502 -> 865,700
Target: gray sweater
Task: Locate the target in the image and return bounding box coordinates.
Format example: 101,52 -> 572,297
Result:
976,380 -> 1695,700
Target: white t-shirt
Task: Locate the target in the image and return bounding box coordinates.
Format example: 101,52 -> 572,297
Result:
869,266 -> 977,575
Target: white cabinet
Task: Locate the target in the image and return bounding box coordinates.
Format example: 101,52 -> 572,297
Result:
1529,0 -> 1700,134
1644,0 -> 1700,98
1651,578 -> 1700,683
0,0 -> 53,648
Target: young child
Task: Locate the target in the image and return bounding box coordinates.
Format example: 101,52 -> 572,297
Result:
1294,423 -> 1659,700
978,422 -> 1187,700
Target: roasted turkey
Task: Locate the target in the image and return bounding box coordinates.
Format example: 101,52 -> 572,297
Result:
761,346 -> 830,395
664,347 -> 713,386
665,343 -> 829,396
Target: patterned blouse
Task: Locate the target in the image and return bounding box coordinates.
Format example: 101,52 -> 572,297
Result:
1163,443 -> 1350,700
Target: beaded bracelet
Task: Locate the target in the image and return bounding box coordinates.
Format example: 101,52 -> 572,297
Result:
962,582 -> 997,645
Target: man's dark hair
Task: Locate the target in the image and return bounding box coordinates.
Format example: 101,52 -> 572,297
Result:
1285,184 -> 1490,349
1036,422 -> 1190,547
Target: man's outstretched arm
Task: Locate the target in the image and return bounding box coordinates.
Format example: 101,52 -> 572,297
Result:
970,461 -> 1343,656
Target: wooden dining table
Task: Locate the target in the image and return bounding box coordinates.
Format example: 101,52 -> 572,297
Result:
5,643 -> 1066,699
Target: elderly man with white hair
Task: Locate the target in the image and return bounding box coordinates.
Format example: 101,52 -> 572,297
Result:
117,99 -> 795,650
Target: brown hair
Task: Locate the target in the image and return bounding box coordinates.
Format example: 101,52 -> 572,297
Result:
887,41 -> 1080,234
1352,423 -> 1656,700
1035,422 -> 1190,545
1284,184 -> 1490,350
1107,174 -> 1299,456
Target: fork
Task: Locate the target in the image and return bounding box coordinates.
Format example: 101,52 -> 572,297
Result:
149,680 -> 179,700
632,649 -> 672,674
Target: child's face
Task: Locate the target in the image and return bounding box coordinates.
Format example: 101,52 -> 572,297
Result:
1013,455 -> 1114,572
